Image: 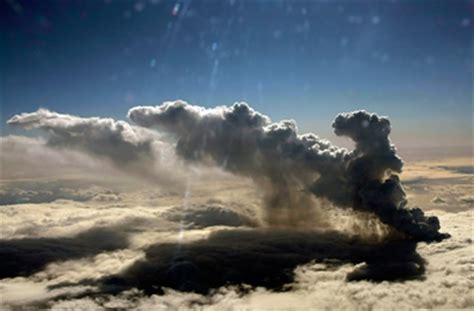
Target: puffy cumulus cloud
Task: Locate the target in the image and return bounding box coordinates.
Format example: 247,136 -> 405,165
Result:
6,110 -> 182,186
128,101 -> 447,242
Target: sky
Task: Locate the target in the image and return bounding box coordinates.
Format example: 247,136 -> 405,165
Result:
1,0 -> 473,147
1,2 -> 474,309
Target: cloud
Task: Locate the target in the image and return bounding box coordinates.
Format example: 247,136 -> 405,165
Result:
3,103 -> 469,310
6,110 -> 182,186
438,165 -> 474,175
7,109 -> 155,165
128,101 -> 448,242
431,196 -> 446,204
459,195 -> 474,204
0,180 -> 120,205
0,226 -> 129,279
0,135 -> 119,180
0,204 -> 471,310
161,203 -> 258,229
48,211 -> 474,310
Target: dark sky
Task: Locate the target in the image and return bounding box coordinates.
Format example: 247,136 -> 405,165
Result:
1,0 -> 472,147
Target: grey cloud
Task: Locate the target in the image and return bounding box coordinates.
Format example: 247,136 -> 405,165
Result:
0,180 -> 117,205
128,101 -> 448,242
0,226 -> 129,279
7,109 -> 155,164
162,203 -> 258,229
6,110 -> 183,186
0,135 -> 119,180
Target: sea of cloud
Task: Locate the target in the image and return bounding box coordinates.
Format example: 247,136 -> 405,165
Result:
1,103 -> 472,310
0,196 -> 471,310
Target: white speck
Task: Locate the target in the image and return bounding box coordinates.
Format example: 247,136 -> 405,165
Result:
134,2 -> 145,12
150,58 -> 156,67
340,37 -> 349,47
211,42 -> 218,51
273,29 -> 282,39
348,15 -> 363,24
301,8 -> 307,15
425,56 -> 435,65
380,53 -> 389,63
172,3 -> 180,16
371,16 -> 380,25
362,120 -> 370,128
461,18 -> 470,27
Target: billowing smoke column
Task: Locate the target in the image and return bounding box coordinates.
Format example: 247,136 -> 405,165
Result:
129,101 -> 449,242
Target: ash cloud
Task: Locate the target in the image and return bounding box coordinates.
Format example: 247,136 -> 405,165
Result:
0,135 -> 119,180
128,101 -> 448,242
6,109 -> 180,185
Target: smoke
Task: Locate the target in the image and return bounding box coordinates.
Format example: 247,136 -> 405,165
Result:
7,109 -> 180,185
128,101 -> 449,242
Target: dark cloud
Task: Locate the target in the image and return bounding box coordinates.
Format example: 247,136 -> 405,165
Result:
162,203 -> 258,229
97,229 -> 424,295
128,101 -> 448,242
0,227 -> 129,279
0,180 -> 117,205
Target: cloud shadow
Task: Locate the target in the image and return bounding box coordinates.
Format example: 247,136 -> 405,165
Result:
0,227 -> 129,279
99,229 -> 425,295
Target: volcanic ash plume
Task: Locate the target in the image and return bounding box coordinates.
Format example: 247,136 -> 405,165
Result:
6,108 -> 180,185
129,101 -> 449,242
